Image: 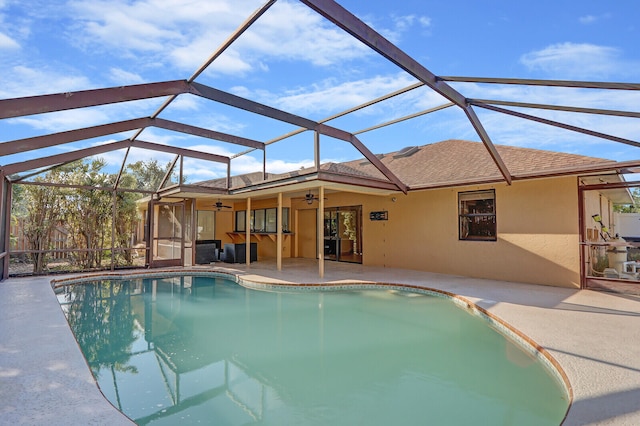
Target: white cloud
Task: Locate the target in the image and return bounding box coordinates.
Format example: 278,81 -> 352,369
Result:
228,153 -> 314,177
392,14 -> 431,32
455,82 -> 640,156
235,73 -> 421,116
579,13 -> 611,25
265,158 -> 315,174
374,13 -> 432,44
68,0 -> 197,51
109,67 -> 145,84
178,145 -> 316,182
89,144 -> 173,170
65,0 -> 369,76
0,31 -> 19,49
171,40 -> 253,74
418,16 -> 432,28
0,65 -> 92,98
9,108 -> 111,132
135,127 -> 183,146
169,95 -> 202,111
579,15 -> 597,24
231,1 -> 369,68
520,42 -> 623,79
185,110 -> 248,135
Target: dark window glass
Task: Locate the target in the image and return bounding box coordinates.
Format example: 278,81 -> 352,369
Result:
235,208 -> 289,233
235,210 -> 246,232
459,190 -> 496,241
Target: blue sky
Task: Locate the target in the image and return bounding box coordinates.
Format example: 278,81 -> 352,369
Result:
1,0 -> 639,183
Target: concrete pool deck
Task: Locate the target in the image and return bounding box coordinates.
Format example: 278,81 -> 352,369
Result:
1,260 -> 639,425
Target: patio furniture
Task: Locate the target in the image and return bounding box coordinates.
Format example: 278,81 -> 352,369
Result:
222,243 -> 257,263
195,239 -> 222,264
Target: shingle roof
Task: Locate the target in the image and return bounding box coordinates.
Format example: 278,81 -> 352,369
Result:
342,139 -> 615,188
196,139 -> 616,191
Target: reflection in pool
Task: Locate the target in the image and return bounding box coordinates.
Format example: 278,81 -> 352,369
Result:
57,275 -> 568,425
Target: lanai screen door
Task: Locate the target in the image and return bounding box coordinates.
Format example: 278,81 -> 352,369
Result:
151,201 -> 185,268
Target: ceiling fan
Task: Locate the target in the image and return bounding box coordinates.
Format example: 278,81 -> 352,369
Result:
213,199 -> 232,211
299,191 -> 327,205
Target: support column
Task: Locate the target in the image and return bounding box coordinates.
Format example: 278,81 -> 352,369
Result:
191,198 -> 197,267
111,190 -> 116,271
314,131 -> 320,171
246,197 -> 251,268
179,156 -> 184,184
146,199 -> 154,267
317,186 -> 324,278
277,192 -> 282,271
263,149 -> 267,180
0,173 -> 10,280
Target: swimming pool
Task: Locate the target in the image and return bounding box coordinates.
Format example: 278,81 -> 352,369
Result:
57,273 -> 569,425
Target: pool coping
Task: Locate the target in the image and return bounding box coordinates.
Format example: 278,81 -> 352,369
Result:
3,262 -> 640,425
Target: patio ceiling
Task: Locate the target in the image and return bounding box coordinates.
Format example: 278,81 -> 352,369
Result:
1,0 -> 639,198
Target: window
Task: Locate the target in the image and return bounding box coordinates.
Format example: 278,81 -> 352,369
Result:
235,210 -> 246,232
253,209 -> 265,232
459,190 -> 496,241
196,210 -> 215,240
265,208 -> 277,233
235,208 -> 289,233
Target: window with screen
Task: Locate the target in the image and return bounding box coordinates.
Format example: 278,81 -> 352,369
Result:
459,190 -> 496,241
235,208 -> 289,233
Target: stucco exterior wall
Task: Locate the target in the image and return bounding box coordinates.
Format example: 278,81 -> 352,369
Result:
290,176 -> 580,287
143,176 -> 582,288
355,177 -> 580,288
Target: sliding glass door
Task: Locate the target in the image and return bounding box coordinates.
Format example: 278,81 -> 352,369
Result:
324,205 -> 362,263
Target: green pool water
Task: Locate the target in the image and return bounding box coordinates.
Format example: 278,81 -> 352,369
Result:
57,275 -> 569,425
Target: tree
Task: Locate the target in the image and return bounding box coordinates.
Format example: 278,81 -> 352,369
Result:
64,159 -> 114,269
20,172 -> 66,274
124,159 -> 170,192
113,188 -> 139,265
11,157 -> 174,274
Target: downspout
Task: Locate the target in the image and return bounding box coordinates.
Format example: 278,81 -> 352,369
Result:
246,197 -> 251,268
277,192 -> 282,271
1,174 -> 11,280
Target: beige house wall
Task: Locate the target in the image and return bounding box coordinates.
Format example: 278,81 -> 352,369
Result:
347,177 -> 579,288
141,175 -> 585,288
289,176 -> 580,287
